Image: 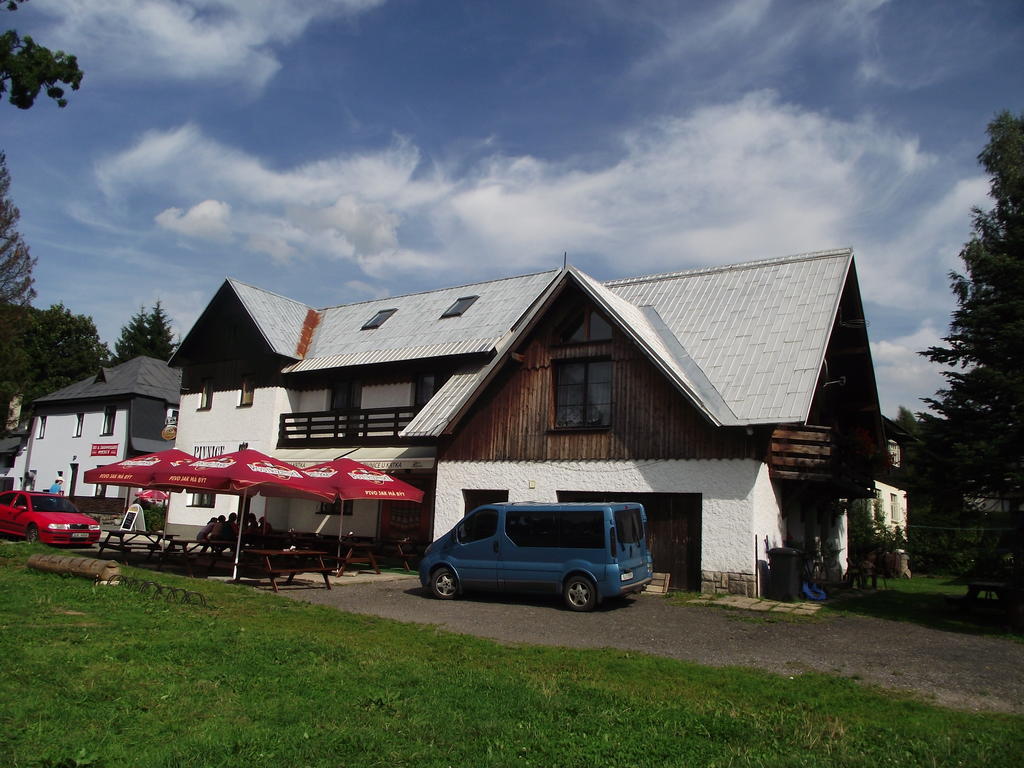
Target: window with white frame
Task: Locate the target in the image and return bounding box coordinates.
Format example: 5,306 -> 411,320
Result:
890,493 -> 902,525
74,413 -> 84,438
199,379 -> 213,410
189,492 -> 215,508
887,439 -> 901,468
36,416 -> 46,439
101,405 -> 116,435
239,376 -> 255,407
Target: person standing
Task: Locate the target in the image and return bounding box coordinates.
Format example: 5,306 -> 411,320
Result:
48,478 -> 64,495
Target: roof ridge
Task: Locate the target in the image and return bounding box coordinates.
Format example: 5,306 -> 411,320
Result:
227,277 -> 313,308
604,248 -> 852,288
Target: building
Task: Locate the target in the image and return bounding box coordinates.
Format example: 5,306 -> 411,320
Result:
167,249 -> 883,593
19,356 -> 181,513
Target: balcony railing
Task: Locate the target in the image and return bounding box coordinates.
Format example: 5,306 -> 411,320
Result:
279,407 -> 419,446
768,424 -> 874,495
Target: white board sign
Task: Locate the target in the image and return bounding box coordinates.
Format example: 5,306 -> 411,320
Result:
119,503 -> 146,532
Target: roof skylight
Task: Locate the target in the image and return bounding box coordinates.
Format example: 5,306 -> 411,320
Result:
441,295 -> 479,318
361,308 -> 397,330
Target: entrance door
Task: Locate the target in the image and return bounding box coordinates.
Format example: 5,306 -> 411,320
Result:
558,491 -> 701,590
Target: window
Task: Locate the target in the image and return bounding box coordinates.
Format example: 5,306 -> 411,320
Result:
101,406 -> 116,435
239,376 -> 255,407
74,413 -> 84,438
456,509 -> 498,543
505,510 -> 557,548
441,295 -> 478,318
561,309 -> 613,343
199,379 -> 213,410
93,484 -> 107,497
887,439 -> 901,468
554,360 -> 612,428
318,499 -> 354,516
189,492 -> 215,508
330,380 -> 360,411
560,511 -> 605,548
890,493 -> 902,525
36,416 -> 46,439
416,373 -> 448,407
361,308 -> 397,330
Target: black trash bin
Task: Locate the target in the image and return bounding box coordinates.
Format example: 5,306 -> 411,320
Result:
767,547 -> 802,602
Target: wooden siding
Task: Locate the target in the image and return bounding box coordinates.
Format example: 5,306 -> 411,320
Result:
443,290 -> 759,462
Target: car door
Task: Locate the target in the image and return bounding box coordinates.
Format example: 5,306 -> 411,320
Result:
448,508 -> 499,591
0,491 -> 16,535
5,493 -> 31,536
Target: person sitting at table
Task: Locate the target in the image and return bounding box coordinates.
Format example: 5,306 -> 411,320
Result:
244,512 -> 260,534
227,512 -> 240,536
258,516 -> 274,534
208,515 -> 233,553
196,517 -> 217,543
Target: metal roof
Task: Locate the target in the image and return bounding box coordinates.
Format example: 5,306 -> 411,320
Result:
229,279 -> 314,359
606,249 -> 852,423
283,271 -> 560,372
34,356 -> 182,406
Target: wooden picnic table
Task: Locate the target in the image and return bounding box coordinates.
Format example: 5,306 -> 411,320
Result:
157,537 -> 234,576
98,529 -> 176,559
242,548 -> 334,592
953,580 -> 1015,609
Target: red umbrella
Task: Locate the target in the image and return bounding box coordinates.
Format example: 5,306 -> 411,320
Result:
149,449 -> 333,580
83,449 -> 197,487
135,489 -> 170,502
298,459 -> 425,503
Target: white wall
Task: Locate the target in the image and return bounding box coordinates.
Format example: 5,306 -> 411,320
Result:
875,479 -> 908,530
23,407 -> 130,498
435,458 -> 774,575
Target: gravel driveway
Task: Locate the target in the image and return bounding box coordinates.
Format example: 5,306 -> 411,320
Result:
275,574 -> 1024,715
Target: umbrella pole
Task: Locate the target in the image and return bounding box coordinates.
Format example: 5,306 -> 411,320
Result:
232,491 -> 248,581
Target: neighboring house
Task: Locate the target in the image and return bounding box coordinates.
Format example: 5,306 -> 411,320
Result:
874,416 -> 912,533
167,248 -> 883,594
0,428 -> 28,492
20,357 -> 181,509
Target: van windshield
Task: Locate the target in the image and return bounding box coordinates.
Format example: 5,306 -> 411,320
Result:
614,507 -> 644,544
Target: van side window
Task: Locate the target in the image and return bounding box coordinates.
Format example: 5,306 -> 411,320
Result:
614,507 -> 645,544
506,510 -> 557,547
559,511 -> 604,548
457,510 -> 498,543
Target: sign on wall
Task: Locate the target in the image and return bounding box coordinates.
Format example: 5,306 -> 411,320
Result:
91,444 -> 119,456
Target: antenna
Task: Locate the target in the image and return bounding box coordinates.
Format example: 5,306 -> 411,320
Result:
563,251 -> 567,269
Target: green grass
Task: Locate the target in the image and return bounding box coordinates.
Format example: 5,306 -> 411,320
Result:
1,542 -> 1021,768
822,574 -> 1024,641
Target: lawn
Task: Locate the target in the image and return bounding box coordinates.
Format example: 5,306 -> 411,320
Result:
1,542 -> 1021,768
822,574 -> 1024,642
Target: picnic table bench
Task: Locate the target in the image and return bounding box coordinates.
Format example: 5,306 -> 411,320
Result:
333,541 -> 381,577
98,530 -> 176,559
948,580 -> 1017,610
243,549 -> 334,592
157,537 -> 234,576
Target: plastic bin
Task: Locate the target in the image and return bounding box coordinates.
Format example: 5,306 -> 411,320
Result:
767,547 -> 802,602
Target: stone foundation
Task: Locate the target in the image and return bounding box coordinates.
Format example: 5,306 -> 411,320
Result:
700,570 -> 758,597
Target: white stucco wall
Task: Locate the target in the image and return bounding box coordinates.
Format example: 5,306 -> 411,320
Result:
22,408 -> 130,497
435,458 -> 777,576
875,479 -> 908,530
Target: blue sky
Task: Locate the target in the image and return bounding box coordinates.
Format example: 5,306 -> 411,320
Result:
2,0 -> 1022,418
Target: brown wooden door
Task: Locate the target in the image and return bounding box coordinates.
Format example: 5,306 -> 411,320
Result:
556,491 -> 702,591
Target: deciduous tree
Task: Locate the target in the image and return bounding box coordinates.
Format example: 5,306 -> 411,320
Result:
1,1 -> 82,109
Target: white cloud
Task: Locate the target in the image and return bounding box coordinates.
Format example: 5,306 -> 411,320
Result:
871,322 -> 949,417
33,0 -> 384,90
155,199 -> 232,241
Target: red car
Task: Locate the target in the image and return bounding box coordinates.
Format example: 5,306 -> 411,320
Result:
0,491 -> 101,545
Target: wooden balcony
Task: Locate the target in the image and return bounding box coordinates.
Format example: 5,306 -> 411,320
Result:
769,425 -> 874,496
278,407 -> 420,447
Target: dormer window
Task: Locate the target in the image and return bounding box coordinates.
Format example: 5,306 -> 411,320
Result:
441,295 -> 478,318
362,308 -> 397,330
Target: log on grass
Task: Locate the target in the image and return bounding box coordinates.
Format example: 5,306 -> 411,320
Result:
27,553 -> 120,581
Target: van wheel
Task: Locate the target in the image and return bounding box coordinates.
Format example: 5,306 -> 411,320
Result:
564,575 -> 597,612
430,566 -> 458,600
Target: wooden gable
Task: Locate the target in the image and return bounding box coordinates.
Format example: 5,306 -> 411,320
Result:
442,282 -> 760,462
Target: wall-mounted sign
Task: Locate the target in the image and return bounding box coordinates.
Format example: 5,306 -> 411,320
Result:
161,425 -> 177,441
91,443 -> 119,457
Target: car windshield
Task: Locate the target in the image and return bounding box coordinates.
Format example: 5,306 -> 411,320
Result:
32,496 -> 80,514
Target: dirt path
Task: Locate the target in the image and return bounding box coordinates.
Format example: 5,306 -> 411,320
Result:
279,575 -> 1024,714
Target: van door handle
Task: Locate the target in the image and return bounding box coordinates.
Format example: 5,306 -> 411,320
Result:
492,541 -> 498,553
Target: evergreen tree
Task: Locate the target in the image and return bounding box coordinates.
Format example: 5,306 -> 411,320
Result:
921,111 -> 1024,511
0,150 -> 34,431
919,111 -> 1024,593
113,301 -> 176,363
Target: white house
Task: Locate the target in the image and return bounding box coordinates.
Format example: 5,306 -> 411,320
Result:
166,249 -> 884,593
19,357 -> 181,513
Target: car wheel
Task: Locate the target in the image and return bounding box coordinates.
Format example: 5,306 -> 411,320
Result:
430,566 -> 458,600
25,523 -> 39,543
563,575 -> 597,612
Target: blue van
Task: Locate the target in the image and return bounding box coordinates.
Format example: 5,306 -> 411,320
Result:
419,502 -> 653,611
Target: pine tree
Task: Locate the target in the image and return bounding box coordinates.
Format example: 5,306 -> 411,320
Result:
0,151 -> 34,431
920,111 -> 1024,594
113,302 -> 176,363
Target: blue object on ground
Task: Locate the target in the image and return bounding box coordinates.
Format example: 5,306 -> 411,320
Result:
802,581 -> 827,601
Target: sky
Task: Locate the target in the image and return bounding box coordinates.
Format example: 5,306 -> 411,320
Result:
2,0 -> 1022,419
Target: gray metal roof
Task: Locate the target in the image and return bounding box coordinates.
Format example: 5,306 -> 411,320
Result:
284,271 -> 560,373
34,356 -> 182,405
228,279 -> 314,359
606,249 -> 852,423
